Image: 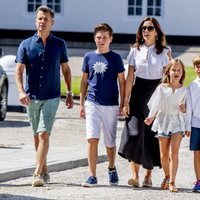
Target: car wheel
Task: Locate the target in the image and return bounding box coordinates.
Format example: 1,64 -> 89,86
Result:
0,83 -> 8,121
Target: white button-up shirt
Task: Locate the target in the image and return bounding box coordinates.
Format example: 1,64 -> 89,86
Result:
185,77 -> 200,131
127,44 -> 170,80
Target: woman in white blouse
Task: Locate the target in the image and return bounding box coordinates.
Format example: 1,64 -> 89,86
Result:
118,17 -> 171,188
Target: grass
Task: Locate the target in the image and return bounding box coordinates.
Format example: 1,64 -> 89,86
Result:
60,67 -> 196,96
184,66 -> 196,86
61,76 -> 81,96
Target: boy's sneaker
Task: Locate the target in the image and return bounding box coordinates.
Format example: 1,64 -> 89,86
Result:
82,176 -> 98,187
193,180 -> 200,193
32,174 -> 44,187
42,173 -> 50,183
108,167 -> 119,186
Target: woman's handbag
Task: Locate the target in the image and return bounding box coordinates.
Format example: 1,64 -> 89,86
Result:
126,115 -> 139,136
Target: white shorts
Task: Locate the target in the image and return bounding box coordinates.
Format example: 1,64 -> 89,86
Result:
85,101 -> 118,147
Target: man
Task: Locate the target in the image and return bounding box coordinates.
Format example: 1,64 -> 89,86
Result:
15,6 -> 73,187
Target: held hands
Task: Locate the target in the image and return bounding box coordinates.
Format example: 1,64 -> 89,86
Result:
179,103 -> 186,113
185,131 -> 191,137
118,103 -> 124,116
122,104 -> 130,117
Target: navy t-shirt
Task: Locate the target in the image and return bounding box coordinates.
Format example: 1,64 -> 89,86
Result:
15,33 -> 68,100
82,51 -> 125,105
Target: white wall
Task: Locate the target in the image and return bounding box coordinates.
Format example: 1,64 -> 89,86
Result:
162,0 -> 200,36
0,0 -> 199,36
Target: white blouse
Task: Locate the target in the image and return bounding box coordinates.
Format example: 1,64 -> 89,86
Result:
147,84 -> 187,134
127,44 -> 170,79
185,77 -> 200,131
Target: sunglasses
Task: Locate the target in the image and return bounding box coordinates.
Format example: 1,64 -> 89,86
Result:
141,26 -> 155,32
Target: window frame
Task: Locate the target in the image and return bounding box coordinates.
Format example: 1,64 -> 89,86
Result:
27,0 -> 62,14
127,0 -> 163,17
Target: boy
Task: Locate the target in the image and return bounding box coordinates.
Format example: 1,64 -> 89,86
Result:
80,23 -> 125,187
185,55 -> 200,192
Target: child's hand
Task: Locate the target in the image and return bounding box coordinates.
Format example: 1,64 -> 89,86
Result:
144,116 -> 154,126
185,131 -> 191,137
179,103 -> 186,113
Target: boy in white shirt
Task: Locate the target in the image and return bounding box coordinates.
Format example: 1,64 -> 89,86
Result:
185,55 -> 200,193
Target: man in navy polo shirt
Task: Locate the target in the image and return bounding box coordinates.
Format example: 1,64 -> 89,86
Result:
15,5 -> 73,187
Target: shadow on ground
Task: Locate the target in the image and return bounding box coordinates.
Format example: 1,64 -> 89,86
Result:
0,120 -> 30,128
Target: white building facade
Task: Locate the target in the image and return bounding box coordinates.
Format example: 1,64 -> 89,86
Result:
0,0 -> 199,39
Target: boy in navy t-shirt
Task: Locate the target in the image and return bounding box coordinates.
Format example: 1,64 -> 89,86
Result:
80,23 -> 125,187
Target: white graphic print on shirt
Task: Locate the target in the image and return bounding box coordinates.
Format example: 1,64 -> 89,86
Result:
93,61 -> 108,74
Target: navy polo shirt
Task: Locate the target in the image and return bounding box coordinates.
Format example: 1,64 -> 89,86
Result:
15,33 -> 68,100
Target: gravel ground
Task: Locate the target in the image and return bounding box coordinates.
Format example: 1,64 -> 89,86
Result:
1,102 -> 198,200
0,44 -> 200,199
0,135 -> 199,200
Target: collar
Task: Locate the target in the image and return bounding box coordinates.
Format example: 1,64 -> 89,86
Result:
142,44 -> 155,50
34,32 -> 53,43
196,77 -> 200,82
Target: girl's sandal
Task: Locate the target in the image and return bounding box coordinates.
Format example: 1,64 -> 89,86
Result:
169,182 -> 178,192
161,176 -> 170,189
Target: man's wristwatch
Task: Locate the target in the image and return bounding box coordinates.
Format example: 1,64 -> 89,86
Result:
66,91 -> 73,96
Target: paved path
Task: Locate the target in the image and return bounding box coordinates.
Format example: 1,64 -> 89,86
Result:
0,101 -> 198,199
0,100 -> 124,182
0,42 -> 199,199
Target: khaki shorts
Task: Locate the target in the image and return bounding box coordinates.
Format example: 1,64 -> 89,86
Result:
85,101 -> 118,148
27,97 -> 60,135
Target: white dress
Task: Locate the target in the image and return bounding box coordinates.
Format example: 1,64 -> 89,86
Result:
147,84 -> 187,135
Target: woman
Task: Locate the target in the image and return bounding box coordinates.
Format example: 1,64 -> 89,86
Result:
118,17 -> 171,187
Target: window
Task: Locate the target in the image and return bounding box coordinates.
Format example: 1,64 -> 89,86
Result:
27,0 -> 61,13
147,0 -> 161,16
28,0 -> 42,12
128,0 -> 142,16
47,0 -> 61,13
128,0 -> 162,17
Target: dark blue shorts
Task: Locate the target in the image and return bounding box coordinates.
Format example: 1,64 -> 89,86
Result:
190,127 -> 200,151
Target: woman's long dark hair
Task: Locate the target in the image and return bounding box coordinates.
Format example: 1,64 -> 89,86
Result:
135,17 -> 167,54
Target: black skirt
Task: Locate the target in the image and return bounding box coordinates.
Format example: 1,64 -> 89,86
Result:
118,77 -> 161,169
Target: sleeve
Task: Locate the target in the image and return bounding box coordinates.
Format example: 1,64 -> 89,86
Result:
15,40 -> 27,64
127,47 -> 135,66
162,47 -> 171,67
147,85 -> 162,117
185,86 -> 192,131
81,54 -> 89,73
60,40 -> 69,63
116,54 -> 125,74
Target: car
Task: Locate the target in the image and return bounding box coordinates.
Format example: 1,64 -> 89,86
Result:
0,59 -> 9,121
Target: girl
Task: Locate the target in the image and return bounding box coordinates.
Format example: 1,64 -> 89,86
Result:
144,59 -> 187,192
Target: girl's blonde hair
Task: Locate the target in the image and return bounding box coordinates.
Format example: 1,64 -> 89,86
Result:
162,59 -> 185,85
